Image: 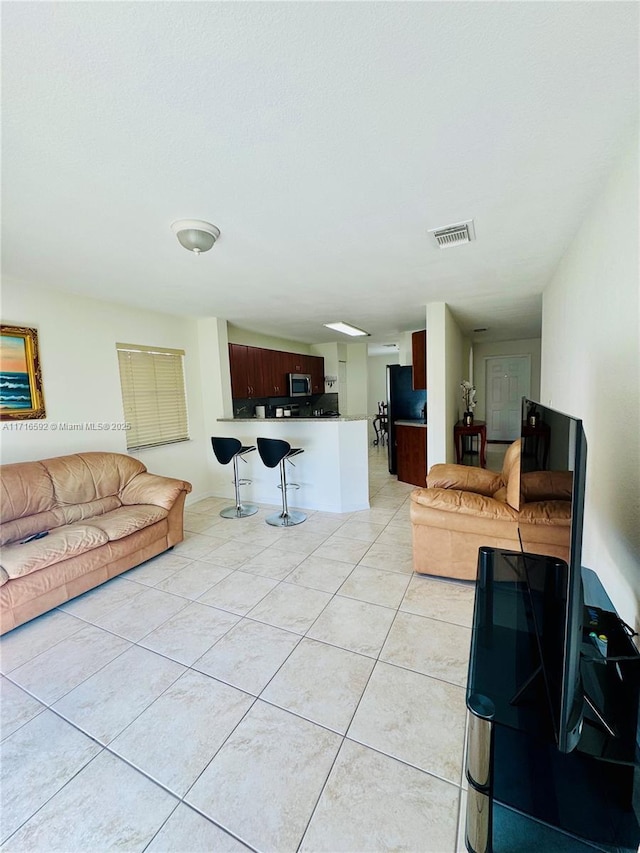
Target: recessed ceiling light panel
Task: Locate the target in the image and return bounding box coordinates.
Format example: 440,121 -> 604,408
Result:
324,322 -> 370,337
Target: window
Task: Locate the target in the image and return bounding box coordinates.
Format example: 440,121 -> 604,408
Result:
116,343 -> 189,451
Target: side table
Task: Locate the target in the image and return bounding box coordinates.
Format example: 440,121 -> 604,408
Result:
521,420 -> 550,471
454,420 -> 487,467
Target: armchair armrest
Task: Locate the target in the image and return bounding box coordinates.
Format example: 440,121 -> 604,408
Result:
119,473 -> 192,510
426,464 -> 502,497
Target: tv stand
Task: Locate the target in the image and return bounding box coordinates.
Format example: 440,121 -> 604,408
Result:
465,548 -> 640,853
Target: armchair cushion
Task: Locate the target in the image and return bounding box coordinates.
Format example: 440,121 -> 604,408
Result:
426,464 -> 502,496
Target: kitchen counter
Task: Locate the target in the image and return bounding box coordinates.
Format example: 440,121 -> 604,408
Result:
210,417 -> 370,512
394,419 -> 428,428
218,415 -> 371,422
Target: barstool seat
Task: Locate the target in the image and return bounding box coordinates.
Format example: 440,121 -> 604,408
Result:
211,437 -> 258,518
257,437 -> 306,527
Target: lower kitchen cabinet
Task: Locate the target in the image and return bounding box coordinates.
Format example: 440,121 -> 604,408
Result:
395,423 -> 427,487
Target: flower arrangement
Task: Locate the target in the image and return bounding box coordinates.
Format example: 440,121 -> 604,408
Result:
461,380 -> 477,413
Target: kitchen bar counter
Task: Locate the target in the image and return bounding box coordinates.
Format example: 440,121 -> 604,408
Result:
394,419 -> 428,428
211,416 -> 370,513
218,415 -> 370,423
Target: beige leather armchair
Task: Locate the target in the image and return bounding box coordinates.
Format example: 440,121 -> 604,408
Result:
410,440 -> 572,581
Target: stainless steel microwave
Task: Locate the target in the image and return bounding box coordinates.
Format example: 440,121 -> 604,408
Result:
288,373 -> 312,397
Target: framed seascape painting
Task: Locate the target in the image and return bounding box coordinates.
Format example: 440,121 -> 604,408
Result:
0,325 -> 46,420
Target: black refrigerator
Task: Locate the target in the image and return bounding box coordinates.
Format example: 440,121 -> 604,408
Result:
387,364 -> 427,474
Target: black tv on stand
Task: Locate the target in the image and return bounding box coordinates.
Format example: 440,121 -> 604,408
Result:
519,398 -> 587,753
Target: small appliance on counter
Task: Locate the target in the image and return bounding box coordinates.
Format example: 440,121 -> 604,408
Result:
255,405 -> 266,418
275,407 -> 284,418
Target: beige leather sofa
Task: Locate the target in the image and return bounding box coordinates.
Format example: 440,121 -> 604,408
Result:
410,439 -> 572,580
0,452 -> 192,634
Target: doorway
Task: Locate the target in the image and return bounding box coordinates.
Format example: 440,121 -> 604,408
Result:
485,356 -> 531,441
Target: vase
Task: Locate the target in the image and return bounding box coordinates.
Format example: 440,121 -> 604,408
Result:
464,411 -> 474,426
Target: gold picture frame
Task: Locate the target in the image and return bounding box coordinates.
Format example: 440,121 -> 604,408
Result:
0,325 -> 46,420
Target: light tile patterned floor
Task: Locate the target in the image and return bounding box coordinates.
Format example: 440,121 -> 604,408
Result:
0,445 -> 483,852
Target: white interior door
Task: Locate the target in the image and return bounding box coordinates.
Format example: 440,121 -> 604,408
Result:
485,356 -> 531,441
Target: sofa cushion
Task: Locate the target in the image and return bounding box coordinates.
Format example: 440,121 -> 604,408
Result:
0,496 -> 123,548
522,471 -> 573,503
426,464 -> 502,496
43,452 -> 146,505
0,460 -> 56,523
86,505 -> 168,541
0,523 -> 109,579
519,500 -> 572,525
1,509 -> 65,549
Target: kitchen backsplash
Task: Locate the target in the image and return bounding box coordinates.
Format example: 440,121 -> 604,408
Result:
233,393 -> 339,418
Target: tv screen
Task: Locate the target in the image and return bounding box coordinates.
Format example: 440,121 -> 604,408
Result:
520,398 -> 588,753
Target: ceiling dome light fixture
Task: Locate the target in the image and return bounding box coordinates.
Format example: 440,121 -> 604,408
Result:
171,220 -> 220,255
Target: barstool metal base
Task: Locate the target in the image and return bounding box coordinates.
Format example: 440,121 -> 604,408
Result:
265,509 -> 307,527
220,503 -> 259,519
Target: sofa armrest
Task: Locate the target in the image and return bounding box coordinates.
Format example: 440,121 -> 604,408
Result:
119,473 -> 192,511
426,464 -> 502,496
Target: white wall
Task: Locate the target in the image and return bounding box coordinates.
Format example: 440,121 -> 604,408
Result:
344,343 -> 368,416
426,303 -> 464,466
473,338 -> 542,422
541,134 -> 639,630
227,325 -> 311,354
0,280 -> 218,503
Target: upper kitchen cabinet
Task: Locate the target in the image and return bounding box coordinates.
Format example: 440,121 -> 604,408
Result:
289,353 -> 307,374
229,344 -> 325,399
229,343 -> 249,398
229,344 -> 266,398
412,330 -> 427,390
264,350 -> 290,397
308,355 -> 325,393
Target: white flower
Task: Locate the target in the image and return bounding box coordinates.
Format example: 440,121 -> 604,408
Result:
460,380 -> 477,411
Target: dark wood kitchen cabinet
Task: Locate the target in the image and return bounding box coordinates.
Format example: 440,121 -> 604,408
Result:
229,344 -> 324,399
229,344 -> 250,398
412,330 -> 427,390
229,344 -> 266,398
308,355 -> 324,393
264,350 -> 290,397
395,424 -> 427,487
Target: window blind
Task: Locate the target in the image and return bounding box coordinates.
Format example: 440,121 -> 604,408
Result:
116,344 -> 189,451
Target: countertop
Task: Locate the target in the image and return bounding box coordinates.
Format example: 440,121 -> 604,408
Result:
394,419 -> 428,428
218,415 -> 371,423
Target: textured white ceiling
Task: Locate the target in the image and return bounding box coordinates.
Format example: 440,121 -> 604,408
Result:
2,2 -> 638,347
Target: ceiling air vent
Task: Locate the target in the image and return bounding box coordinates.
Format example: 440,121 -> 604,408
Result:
428,219 -> 476,249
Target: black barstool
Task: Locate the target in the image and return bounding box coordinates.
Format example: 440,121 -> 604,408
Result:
256,437 -> 306,527
211,437 -> 258,518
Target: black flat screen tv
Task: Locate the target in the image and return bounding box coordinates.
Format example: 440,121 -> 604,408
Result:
520,397 -> 588,753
